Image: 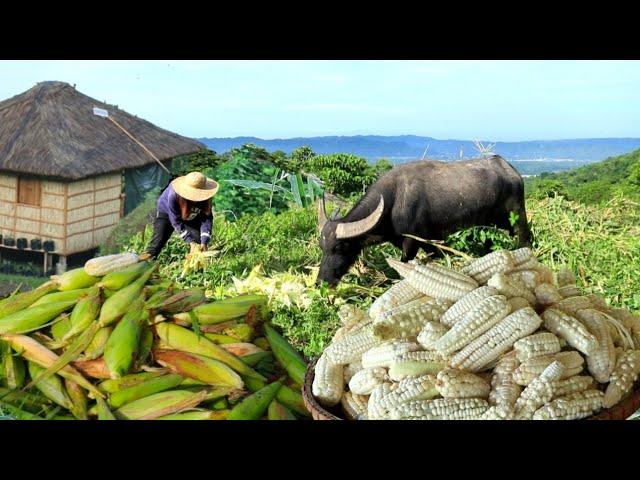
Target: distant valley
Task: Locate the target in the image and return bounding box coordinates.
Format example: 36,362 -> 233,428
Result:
198,135 -> 640,176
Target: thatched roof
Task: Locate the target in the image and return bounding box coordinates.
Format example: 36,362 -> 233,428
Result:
0,81 -> 206,180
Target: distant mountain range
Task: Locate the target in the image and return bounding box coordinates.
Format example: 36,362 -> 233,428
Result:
197,135 -> 640,176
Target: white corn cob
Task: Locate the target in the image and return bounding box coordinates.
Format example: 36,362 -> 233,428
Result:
331,319 -> 370,343
534,264 -> 555,285
557,285 -> 582,298
551,376 -> 595,399
609,308 -> 640,349
368,375 -> 438,419
556,267 -> 576,287
343,361 -> 363,384
552,296 -> 593,316
450,307 -> 543,372
368,280 -> 424,320
340,392 -> 368,420
507,296 -> 532,313
513,332 -> 562,362
337,304 -> 369,328
603,349 -> 640,408
541,308 -> 599,355
417,321 -> 449,350
513,351 -> 584,386
460,250 -> 516,284
440,286 -> 499,327
361,340 -> 422,369
387,259 -> 478,302
435,369 -> 491,399
389,397 -> 489,420
481,404 -> 516,420
535,283 -> 563,307
575,309 -> 616,383
511,247 -> 535,267
533,389 -> 604,420
348,367 -> 389,395
324,325 -> 380,365
372,297 -> 451,340
83,252 -> 139,276
434,295 -> 510,356
367,382 -> 394,420
515,361 -> 565,419
508,270 -> 541,291
586,294 -> 609,312
487,273 -> 536,305
388,351 -> 448,381
312,352 -> 344,407
489,351 -> 521,408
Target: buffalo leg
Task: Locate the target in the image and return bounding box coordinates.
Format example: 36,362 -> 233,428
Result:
513,199 -> 533,247
401,237 -> 419,262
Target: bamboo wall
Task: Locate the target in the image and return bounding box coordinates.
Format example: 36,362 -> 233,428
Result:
0,172 -> 123,255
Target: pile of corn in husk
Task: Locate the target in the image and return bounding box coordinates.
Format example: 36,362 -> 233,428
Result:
0,253 -> 309,420
312,247 -> 640,420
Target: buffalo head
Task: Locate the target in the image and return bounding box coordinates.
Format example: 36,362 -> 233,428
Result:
316,194 -> 385,286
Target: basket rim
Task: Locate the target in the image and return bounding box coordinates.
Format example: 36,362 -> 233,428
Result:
303,359 -> 640,421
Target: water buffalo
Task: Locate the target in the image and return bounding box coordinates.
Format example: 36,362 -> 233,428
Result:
316,155 -> 532,286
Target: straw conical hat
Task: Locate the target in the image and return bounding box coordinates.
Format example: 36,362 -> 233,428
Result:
172,172 -> 219,202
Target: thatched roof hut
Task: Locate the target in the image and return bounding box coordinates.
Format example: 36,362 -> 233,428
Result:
0,81 -> 205,265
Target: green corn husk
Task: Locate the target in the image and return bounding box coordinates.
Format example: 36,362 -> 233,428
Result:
228,378 -> 284,420
98,261 -> 150,291
99,370 -> 168,393
3,351 -> 26,389
208,396 -> 229,410
144,290 -> 172,309
203,333 -> 239,344
0,401 -> 45,420
244,376 -> 309,417
0,300 -> 76,334
264,324 -> 306,386
114,389 -> 207,420
52,268 -> 100,291
108,373 -> 185,409
155,323 -> 265,380
52,415 -> 76,420
96,396 -> 116,420
27,362 -> 73,410
173,294 -> 268,325
1,333 -> 104,399
103,299 -> 145,378
0,281 -> 59,320
98,264 -> 155,326
178,385 -> 235,402
64,379 -> 88,420
56,286 -> 102,344
241,351 -> 273,367
253,337 -> 270,350
156,409 -> 216,420
179,377 -> 208,386
150,288 -> 206,314
83,326 -> 112,360
103,289 -> 117,299
154,349 -> 244,389
223,324 -> 255,342
135,326 -> 154,369
30,289 -> 89,308
50,314 -> 72,341
268,399 -> 296,420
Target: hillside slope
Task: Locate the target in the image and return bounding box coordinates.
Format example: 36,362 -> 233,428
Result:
525,148 -> 640,203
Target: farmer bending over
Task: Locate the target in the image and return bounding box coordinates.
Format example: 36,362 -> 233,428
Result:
139,172 -> 219,261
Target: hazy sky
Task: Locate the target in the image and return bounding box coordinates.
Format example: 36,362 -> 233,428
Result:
1,60 -> 639,141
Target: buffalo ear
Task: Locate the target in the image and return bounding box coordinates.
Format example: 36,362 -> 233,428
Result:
335,195 -> 384,239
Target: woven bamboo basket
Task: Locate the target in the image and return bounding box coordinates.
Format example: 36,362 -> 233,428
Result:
302,359 -> 640,421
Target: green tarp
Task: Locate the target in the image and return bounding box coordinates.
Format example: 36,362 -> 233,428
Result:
123,160 -> 173,215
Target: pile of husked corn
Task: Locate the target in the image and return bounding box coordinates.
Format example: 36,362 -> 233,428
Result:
312,248 -> 640,420
0,253 -> 310,420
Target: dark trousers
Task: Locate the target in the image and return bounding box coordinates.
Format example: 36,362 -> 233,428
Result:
146,211 -> 202,258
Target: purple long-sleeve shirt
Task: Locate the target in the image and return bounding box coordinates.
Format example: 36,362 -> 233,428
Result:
157,183 -> 213,245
